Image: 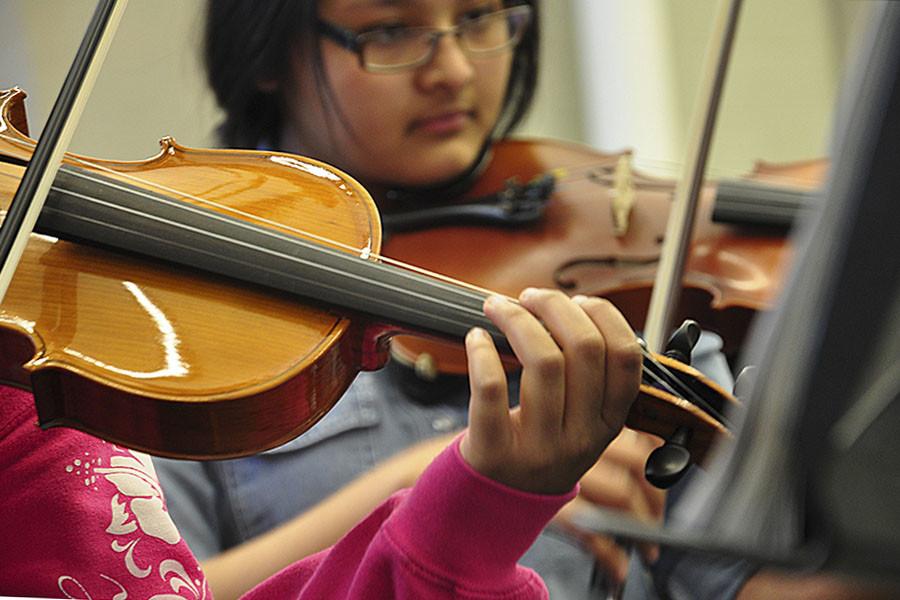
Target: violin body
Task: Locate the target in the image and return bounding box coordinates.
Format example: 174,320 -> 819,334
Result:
0,88 -> 387,458
386,137 -> 821,374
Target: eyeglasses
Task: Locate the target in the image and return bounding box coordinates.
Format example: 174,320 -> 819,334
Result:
317,5 -> 532,74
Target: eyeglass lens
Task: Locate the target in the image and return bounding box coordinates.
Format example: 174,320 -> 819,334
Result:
361,6 -> 530,71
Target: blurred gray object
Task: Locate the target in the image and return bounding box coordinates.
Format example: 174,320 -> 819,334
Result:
576,0 -> 900,584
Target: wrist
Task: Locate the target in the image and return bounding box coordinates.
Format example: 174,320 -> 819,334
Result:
387,437 -> 576,587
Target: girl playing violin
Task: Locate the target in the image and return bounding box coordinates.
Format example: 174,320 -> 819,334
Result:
0,1 -> 651,596
143,2 -> 900,599
155,0 -> 734,598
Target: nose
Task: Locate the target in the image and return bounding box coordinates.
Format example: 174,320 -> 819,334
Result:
416,32 -> 475,91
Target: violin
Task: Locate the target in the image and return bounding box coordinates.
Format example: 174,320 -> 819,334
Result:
0,88 -> 734,465
383,137 -> 825,376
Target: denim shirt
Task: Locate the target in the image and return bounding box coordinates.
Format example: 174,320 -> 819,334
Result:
156,332 -> 747,599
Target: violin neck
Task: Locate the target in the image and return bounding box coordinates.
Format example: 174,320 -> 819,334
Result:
34,165 -> 509,351
31,164 -> 733,431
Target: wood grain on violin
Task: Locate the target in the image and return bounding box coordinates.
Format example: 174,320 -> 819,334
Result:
0,88 -> 384,458
0,88 -> 732,461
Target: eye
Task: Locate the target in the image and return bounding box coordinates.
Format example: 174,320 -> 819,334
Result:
361,23 -> 417,44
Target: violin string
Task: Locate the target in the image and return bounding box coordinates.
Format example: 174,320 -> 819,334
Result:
56,165 -> 698,402
639,353 -> 685,411
0,178 -> 499,335
0,165 -> 525,366
0,132 -> 509,307
636,345 -> 722,426
641,347 -> 730,427
0,149 -> 525,361
49,172 -> 500,331
1,139 -> 728,417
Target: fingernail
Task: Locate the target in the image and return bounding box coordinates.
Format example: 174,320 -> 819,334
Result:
467,327 -> 488,341
485,294 -> 506,308
572,294 -> 588,304
519,287 -> 537,301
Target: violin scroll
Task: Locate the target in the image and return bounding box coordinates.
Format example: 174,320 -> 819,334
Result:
644,320 -> 707,488
629,322 -> 738,476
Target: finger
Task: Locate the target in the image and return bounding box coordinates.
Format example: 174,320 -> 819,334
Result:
584,534 -> 631,586
483,293 -> 565,434
572,296 -> 642,432
578,431 -> 664,565
554,500 -> 631,585
582,463 -> 663,524
578,460 -> 662,564
579,461 -> 658,528
518,288 -> 607,432
637,539 -> 661,566
593,431 -> 667,517
463,326 -> 511,462
580,472 -> 661,564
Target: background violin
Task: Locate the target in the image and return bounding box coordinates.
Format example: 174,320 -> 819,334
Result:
0,88 -> 733,464
383,137 -> 825,377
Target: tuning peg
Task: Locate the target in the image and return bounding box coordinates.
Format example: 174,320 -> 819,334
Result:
664,319 -> 701,365
645,426 -> 693,489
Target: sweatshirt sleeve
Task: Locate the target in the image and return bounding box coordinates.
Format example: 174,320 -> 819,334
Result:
243,435 -> 576,599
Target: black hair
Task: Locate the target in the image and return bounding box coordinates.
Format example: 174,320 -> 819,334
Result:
204,0 -> 541,150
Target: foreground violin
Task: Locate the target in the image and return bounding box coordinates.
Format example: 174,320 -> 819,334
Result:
0,88 -> 734,464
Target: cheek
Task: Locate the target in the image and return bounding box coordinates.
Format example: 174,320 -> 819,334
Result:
476,58 -> 513,120
322,63 -> 409,145
314,83 -> 413,182
343,85 -> 405,137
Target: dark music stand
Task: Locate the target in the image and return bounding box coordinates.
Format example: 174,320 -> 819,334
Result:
575,1 -> 900,583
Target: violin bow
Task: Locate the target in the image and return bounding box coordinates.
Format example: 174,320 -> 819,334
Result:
0,0 -> 128,302
642,0 -> 744,352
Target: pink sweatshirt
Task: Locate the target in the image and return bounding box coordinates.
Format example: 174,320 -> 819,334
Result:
0,386 -> 573,599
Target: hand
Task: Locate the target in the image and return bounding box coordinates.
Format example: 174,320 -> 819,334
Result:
552,430 -> 665,585
460,289 -> 642,495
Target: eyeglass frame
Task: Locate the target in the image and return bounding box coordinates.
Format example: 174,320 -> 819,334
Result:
316,5 -> 533,74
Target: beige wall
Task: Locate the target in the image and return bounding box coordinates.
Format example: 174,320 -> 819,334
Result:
0,1 -> 218,159
0,1 -> 871,175
572,0 -> 871,177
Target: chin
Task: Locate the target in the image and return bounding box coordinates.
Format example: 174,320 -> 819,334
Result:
420,145 -> 484,183
380,137 -> 487,188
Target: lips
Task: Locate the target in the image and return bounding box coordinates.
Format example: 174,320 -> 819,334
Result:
410,109 -> 475,135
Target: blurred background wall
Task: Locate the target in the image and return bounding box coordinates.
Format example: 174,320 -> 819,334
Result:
0,1 -> 871,178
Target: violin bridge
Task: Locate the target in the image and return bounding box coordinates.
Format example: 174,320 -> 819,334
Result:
611,154 -> 636,237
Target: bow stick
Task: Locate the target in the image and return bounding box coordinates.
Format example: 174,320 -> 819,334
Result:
642,0 -> 744,352
0,0 -> 128,302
